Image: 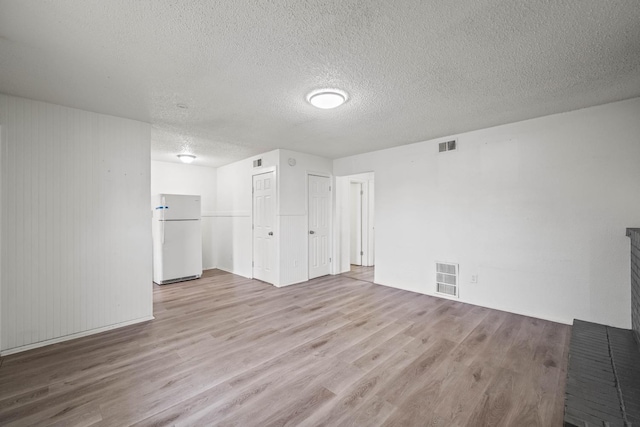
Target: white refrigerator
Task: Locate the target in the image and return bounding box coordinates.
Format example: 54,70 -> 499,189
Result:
152,194 -> 202,285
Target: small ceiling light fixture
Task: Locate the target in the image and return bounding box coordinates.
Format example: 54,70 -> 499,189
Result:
307,89 -> 347,109
177,154 -> 196,164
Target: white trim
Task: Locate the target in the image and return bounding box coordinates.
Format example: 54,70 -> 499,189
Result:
349,181 -> 364,266
307,170 -> 331,178
271,280 -> 300,288
252,165 -> 277,174
0,315 -> 155,356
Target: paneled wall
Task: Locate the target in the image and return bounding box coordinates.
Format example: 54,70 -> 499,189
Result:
0,94 -> 153,354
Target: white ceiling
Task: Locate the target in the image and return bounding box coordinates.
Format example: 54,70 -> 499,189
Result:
1,1 -> 639,168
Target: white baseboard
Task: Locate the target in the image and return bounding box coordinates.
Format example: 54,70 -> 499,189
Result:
274,279 -> 306,288
0,315 -> 155,356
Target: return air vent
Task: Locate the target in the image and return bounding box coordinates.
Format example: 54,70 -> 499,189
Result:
438,139 -> 457,153
436,262 -> 458,298
253,159 -> 262,167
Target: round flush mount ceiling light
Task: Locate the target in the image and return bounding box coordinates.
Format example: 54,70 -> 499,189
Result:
307,90 -> 347,109
177,154 -> 196,164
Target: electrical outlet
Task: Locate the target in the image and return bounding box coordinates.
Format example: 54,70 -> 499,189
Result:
471,275 -> 478,283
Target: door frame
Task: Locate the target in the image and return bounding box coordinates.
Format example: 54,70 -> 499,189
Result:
307,172 -> 332,280
334,173 -> 375,275
349,178 -> 375,267
252,166 -> 278,283
350,181 -> 363,266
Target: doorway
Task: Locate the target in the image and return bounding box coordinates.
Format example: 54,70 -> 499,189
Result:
349,175 -> 374,267
252,171 -> 275,284
336,172 -> 375,280
350,182 -> 363,265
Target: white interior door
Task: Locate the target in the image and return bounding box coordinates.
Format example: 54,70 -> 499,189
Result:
253,171 -> 275,284
309,175 -> 331,279
350,182 -> 362,265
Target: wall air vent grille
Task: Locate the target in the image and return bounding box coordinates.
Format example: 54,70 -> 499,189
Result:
438,139 -> 457,153
436,262 -> 459,298
253,159 -> 262,167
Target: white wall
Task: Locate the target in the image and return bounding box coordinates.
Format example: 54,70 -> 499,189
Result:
215,150 -> 279,278
334,98 -> 640,328
150,161 -> 217,269
214,149 -> 332,286
278,149 -> 333,286
0,94 -> 153,354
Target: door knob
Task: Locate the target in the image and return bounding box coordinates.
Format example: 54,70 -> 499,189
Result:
268,231 -> 273,236
309,230 -> 315,234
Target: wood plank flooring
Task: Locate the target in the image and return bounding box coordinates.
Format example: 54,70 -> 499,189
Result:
0,269 -> 570,426
341,265 -> 375,283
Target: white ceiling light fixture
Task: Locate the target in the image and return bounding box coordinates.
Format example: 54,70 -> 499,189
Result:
307,89 -> 347,109
177,154 -> 196,164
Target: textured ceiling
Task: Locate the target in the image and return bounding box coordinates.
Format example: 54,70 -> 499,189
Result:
1,0 -> 639,168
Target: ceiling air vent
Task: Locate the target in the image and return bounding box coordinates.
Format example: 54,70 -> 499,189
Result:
438,139 -> 457,153
436,262 -> 459,298
253,159 -> 262,167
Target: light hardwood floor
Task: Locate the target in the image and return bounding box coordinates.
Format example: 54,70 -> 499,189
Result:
341,265 -> 375,283
0,269 -> 570,426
